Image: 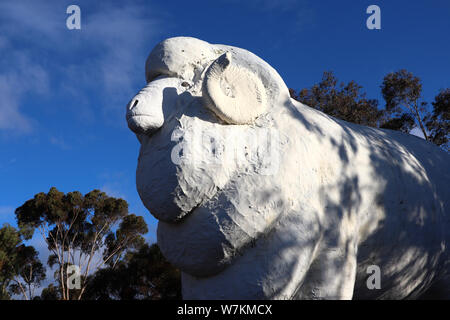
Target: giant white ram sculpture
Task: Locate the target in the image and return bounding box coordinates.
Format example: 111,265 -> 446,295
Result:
126,37 -> 449,299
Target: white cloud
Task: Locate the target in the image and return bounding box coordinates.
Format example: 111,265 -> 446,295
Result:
0,78 -> 32,132
100,182 -> 127,200
79,4 -> 163,121
0,37 -> 49,132
50,135 -> 71,150
223,0 -> 300,12
0,0 -> 164,133
0,206 -> 14,215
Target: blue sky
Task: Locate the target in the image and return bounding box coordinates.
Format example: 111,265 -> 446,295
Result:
1,0 -> 449,245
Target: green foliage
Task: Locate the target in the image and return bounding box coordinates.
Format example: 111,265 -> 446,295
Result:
8,187 -> 181,301
0,224 -> 21,299
291,71 -> 382,127
290,70 -> 449,151
381,69 -> 429,139
8,245 -> 46,298
381,69 -> 422,113
14,187 -> 148,300
380,113 -> 416,133
84,243 -> 181,300
426,89 -> 449,151
0,224 -> 45,300
39,284 -> 60,300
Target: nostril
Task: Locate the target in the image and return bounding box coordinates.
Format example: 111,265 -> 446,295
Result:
126,99 -> 140,121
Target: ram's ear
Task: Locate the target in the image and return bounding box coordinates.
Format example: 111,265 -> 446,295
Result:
201,52 -> 268,124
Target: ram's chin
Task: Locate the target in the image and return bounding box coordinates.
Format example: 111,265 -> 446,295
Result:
136,178 -> 183,222
156,205 -> 241,277
127,116 -> 155,135
135,124 -> 188,222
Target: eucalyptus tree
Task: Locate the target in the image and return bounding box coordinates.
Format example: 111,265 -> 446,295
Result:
15,187 -> 148,300
0,224 -> 45,300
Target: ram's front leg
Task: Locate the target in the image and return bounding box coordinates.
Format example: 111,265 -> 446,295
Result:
295,241 -> 358,300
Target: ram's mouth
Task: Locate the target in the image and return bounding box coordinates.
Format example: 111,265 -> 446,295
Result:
126,115 -> 154,135
126,113 -> 150,122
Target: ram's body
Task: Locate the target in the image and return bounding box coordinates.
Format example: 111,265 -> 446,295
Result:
127,37 -> 450,299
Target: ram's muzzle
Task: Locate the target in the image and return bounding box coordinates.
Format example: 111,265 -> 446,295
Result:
126,76 -> 184,135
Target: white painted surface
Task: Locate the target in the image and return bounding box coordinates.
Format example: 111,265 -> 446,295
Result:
126,37 -> 450,299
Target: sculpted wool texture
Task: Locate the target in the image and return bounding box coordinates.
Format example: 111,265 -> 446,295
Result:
126,37 -> 450,299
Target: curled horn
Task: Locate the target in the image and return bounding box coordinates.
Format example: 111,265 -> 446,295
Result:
202,52 -> 267,124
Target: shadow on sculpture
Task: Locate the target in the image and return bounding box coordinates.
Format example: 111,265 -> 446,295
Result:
126,37 -> 449,299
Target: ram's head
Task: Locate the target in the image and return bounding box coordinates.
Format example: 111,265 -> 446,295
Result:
126,37 -> 291,277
